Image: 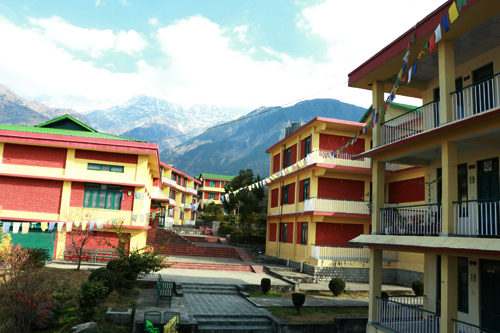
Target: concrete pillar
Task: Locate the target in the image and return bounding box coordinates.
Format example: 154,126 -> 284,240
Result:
441,254 -> 458,333
372,81 -> 385,147
438,40 -> 456,124
372,161 -> 385,234
368,248 -> 383,323
424,253 -> 438,312
441,141 -> 457,235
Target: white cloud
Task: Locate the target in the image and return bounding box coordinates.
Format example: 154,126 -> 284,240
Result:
28,16 -> 146,58
149,17 -> 159,26
95,0 -> 101,7
233,25 -> 248,43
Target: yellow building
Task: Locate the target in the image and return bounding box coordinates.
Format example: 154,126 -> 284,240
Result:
197,173 -> 234,208
265,116 -> 425,284
348,1 -> 500,332
0,115 -> 159,259
151,162 -> 200,225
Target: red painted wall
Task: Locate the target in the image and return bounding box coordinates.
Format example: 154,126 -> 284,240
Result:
271,188 -> 279,208
153,179 -> 160,186
204,192 -> 209,199
388,177 -> 425,203
3,143 -> 67,168
75,149 -> 138,164
64,231 -> 129,250
289,144 -> 297,165
273,154 -> 280,173
288,183 -> 295,205
121,186 -> 134,211
269,223 -> 277,241
286,222 -> 293,243
318,178 -> 365,200
319,134 -> 365,154
316,223 -> 364,246
214,193 -> 220,200
0,176 -> 62,214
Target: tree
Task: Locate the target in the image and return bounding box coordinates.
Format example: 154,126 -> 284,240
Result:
222,169 -> 266,233
201,202 -> 223,215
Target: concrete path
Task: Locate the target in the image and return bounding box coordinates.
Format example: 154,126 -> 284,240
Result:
248,296 -> 368,308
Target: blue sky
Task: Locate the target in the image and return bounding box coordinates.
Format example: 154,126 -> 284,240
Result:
0,0 -> 442,111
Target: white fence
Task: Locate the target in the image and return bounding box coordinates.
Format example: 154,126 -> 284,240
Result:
188,187 -> 198,195
305,150 -> 371,169
389,297 -> 425,308
184,220 -> 196,225
377,298 -> 441,333
310,245 -> 398,262
304,198 -> 370,215
452,75 -> 499,121
453,319 -> 494,333
381,204 -> 442,236
382,101 -> 440,145
454,200 -> 500,236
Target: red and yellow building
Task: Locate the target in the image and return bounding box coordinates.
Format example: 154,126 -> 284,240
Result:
196,173 -> 234,207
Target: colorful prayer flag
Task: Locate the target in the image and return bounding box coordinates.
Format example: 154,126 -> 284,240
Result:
423,41 -> 429,50
442,13 -> 450,33
429,34 -> 436,54
408,67 -> 413,84
403,50 -> 411,64
22,223 -> 29,234
412,61 -> 418,76
66,222 -> 73,232
449,1 -> 459,23
41,222 -> 48,232
435,24 -> 442,43
457,0 -> 467,12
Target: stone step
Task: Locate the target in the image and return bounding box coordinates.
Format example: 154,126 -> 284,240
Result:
196,315 -> 274,333
182,285 -> 238,291
197,324 -> 274,332
183,290 -> 240,295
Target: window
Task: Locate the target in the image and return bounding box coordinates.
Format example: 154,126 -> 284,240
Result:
181,194 -> 185,204
282,185 -> 289,205
286,147 -> 291,167
177,176 -> 182,185
209,180 -> 216,187
169,190 -> 175,200
281,223 -> 287,243
458,257 -> 469,313
171,173 -> 176,181
303,179 -> 310,200
209,193 -> 215,200
305,136 -> 311,156
301,223 -> 308,245
83,184 -> 122,210
180,212 -> 184,220
88,163 -> 124,173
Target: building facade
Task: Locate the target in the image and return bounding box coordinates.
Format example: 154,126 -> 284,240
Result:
348,1 -> 500,332
197,173 -> 234,208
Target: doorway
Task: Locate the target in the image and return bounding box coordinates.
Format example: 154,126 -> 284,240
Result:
473,63 -> 495,114
477,158 -> 500,235
481,259 -> 500,331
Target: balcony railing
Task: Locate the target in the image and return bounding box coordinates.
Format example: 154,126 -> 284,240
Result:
187,187 -> 198,195
389,296 -> 425,308
162,177 -> 177,187
377,297 -> 440,333
304,197 -> 370,215
184,220 -> 196,225
454,199 -> 500,237
310,245 -> 398,262
306,150 -> 371,169
380,204 -> 442,236
382,100 -> 440,145
452,73 -> 500,122
453,319 -> 498,333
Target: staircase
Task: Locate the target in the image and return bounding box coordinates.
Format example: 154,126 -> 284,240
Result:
181,283 -> 241,295
195,315 -> 275,333
170,262 -> 254,272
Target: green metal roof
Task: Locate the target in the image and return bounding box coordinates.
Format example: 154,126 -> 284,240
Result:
0,123 -> 143,142
199,173 -> 235,180
359,103 -> 418,122
36,114 -> 98,132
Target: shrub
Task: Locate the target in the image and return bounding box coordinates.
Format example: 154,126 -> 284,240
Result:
381,291 -> 390,299
78,279 -> 108,321
89,268 -> 116,296
261,278 -> 271,295
25,247 -> 50,267
219,225 -> 237,235
106,259 -> 120,272
412,280 -> 424,296
292,292 -> 306,314
328,278 -> 346,296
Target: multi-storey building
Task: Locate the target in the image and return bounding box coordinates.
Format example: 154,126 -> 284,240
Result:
0,115 -> 159,259
348,1 -> 500,332
151,162 -> 200,225
264,116 -> 425,284
197,173 -> 234,208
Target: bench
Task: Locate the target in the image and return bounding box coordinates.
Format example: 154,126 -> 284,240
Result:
63,247 -> 95,263
94,248 -> 120,263
156,274 -> 173,307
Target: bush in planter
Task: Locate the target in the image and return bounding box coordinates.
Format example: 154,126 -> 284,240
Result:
89,267 -> 116,296
381,291 -> 390,299
261,278 -> 271,295
328,278 -> 346,296
292,292 -> 306,314
412,280 -> 424,296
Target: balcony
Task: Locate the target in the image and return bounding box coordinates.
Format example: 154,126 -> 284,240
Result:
380,204 -> 442,236
304,197 -> 370,215
453,319 -> 496,333
454,199 -> 500,237
310,245 -> 397,262
162,177 -> 177,187
187,187 -> 198,195
306,150 -> 371,169
377,297 -> 439,333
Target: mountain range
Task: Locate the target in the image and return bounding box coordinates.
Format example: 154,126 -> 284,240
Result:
0,83 -> 366,177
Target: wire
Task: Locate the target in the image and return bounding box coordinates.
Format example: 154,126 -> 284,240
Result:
150,81 -> 348,142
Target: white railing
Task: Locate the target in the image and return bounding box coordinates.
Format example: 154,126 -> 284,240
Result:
382,101 -> 440,145
453,319 -> 496,333
188,187 -> 198,195
377,298 -> 441,333
304,197 -> 370,215
389,297 -> 425,308
166,216 -> 174,223
162,177 -> 177,187
452,74 -> 500,121
310,245 -> 398,262
386,163 -> 414,172
185,220 -> 196,225
381,204 -> 442,236
305,150 -> 371,168
168,198 -> 175,205
454,200 -> 500,237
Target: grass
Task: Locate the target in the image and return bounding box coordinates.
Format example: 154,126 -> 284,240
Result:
248,289 -> 414,299
265,306 -> 368,323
